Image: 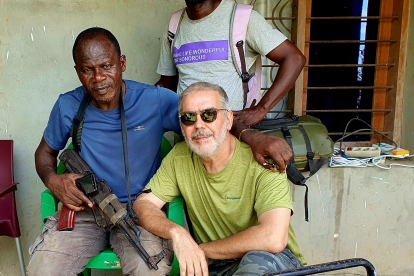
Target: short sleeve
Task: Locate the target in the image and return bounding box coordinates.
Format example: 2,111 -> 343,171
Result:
254,170 -> 293,217
146,147 -> 181,203
246,10 -> 288,56
157,87 -> 181,134
43,96 -> 71,151
156,24 -> 178,77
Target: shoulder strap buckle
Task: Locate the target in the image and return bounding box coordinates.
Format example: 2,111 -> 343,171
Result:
241,72 -> 250,83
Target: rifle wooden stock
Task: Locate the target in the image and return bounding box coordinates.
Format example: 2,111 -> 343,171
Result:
57,205 -> 76,231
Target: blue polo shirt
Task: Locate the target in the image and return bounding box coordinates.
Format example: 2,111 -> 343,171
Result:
44,80 -> 181,202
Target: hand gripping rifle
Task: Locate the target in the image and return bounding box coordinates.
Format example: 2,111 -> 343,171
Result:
56,149 -> 166,270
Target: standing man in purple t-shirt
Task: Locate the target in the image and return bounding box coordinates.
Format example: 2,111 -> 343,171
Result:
156,0 -> 306,126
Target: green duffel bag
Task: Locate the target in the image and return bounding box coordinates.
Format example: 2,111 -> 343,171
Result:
252,115 -> 334,221
253,115 -> 334,170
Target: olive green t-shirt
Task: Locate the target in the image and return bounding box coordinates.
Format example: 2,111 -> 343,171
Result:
147,139 -> 306,265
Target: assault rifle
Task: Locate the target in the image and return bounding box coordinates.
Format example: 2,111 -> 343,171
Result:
56,149 -> 165,270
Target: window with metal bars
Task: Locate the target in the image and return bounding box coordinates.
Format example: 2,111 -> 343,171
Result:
254,0 -> 409,147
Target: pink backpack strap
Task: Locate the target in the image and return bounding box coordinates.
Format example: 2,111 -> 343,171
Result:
230,4 -> 252,75
168,8 -> 186,58
230,3 -> 261,109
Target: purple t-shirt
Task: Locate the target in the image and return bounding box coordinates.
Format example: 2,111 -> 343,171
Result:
44,80 -> 180,202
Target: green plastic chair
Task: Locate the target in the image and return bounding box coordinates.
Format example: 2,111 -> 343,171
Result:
40,136 -> 184,275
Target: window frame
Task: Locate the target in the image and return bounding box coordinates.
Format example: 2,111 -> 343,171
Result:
279,0 -> 411,147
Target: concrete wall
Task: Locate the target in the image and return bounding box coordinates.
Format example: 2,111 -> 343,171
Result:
0,1 -> 185,275
0,0 -> 414,275
401,0 -> 414,152
291,160 -> 414,276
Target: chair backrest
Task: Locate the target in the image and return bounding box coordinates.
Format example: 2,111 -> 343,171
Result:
0,140 -> 17,196
0,140 -> 21,238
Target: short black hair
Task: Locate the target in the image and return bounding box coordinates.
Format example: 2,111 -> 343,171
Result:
72,27 -> 121,63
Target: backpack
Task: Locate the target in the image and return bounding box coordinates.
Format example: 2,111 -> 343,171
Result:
167,3 -> 261,109
252,115 -> 334,221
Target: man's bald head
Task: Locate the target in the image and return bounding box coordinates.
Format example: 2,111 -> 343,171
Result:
72,27 -> 121,63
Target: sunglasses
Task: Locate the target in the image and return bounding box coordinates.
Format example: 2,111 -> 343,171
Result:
179,108 -> 227,126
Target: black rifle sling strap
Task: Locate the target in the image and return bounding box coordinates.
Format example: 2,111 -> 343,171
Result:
118,89 -> 139,221
71,89 -> 139,221
235,40 -> 250,109
71,93 -> 92,153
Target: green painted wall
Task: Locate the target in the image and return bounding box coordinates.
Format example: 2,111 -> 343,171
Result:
401,0 -> 414,151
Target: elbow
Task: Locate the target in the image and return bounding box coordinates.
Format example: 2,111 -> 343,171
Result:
299,53 -> 306,67
294,51 -> 306,69
280,51 -> 306,75
268,241 -> 287,255
266,234 -> 288,254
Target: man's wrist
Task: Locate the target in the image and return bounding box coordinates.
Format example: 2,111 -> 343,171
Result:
239,129 -> 262,144
170,225 -> 189,241
238,128 -> 255,142
43,171 -> 59,189
198,243 -> 210,259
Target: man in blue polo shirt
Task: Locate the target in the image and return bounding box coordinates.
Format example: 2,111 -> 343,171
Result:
28,27 -> 292,276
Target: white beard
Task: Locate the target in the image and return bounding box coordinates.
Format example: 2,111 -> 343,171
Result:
182,119 -> 228,159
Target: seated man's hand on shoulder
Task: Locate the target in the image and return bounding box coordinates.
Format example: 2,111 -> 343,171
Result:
231,117 -> 292,173
134,191 -> 209,276
35,137 -> 93,211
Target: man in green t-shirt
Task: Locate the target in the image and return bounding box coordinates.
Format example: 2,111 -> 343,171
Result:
134,82 -> 306,276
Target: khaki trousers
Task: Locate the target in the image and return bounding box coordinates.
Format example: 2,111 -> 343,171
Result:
27,208 -> 173,276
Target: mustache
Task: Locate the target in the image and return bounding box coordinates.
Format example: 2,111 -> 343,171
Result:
191,129 -> 214,140
92,83 -> 112,90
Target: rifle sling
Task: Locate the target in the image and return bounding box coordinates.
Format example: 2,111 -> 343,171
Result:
119,89 -> 135,216
71,94 -> 92,153
72,88 -> 136,217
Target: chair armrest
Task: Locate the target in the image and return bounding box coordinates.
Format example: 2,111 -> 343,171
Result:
41,189 -> 59,227
264,258 -> 376,276
161,136 -> 172,160
167,196 -> 184,276
168,196 -> 184,226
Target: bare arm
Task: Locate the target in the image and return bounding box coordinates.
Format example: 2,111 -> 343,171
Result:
230,119 -> 292,173
134,192 -> 208,276
199,208 -> 291,260
233,40 -> 306,126
35,136 -> 92,211
155,75 -> 179,92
